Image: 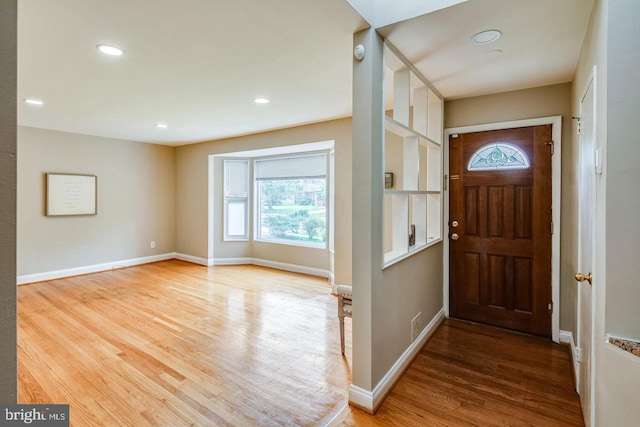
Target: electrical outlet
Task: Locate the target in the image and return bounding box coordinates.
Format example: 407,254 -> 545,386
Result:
411,312 -> 422,342
150,241 -> 156,249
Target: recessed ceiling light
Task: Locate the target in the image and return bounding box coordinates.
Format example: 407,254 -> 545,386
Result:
471,30 -> 502,45
96,44 -> 125,56
24,99 -> 44,106
156,123 -> 168,129
254,97 -> 270,104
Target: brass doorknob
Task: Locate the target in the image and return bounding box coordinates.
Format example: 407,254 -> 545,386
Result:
574,272 -> 592,285
451,233 -> 459,240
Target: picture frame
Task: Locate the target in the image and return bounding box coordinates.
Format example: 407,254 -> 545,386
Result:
45,173 -> 97,216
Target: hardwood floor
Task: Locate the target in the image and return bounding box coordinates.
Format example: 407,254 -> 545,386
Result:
341,318 -> 584,426
18,260 -> 352,426
19,261 -> 582,426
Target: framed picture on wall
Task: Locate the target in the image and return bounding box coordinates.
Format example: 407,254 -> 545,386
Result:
45,173 -> 97,216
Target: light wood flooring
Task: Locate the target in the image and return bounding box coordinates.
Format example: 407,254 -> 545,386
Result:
19,260 -> 582,426
18,260 -> 352,426
341,318 -> 584,426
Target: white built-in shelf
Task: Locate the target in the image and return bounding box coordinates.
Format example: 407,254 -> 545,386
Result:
385,116 -> 441,147
383,42 -> 444,268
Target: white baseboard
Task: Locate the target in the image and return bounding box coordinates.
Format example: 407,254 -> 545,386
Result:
349,307 -> 446,412
175,253 -> 213,266
212,257 -> 252,266
18,253 -> 332,285
347,385 -> 374,414
251,258 -> 331,279
17,253 -> 177,285
214,257 -> 332,279
560,329 -> 579,390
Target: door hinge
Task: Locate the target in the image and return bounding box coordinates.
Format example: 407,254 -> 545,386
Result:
576,347 -> 583,363
551,221 -> 554,235
548,301 -> 553,313
444,174 -> 448,190
573,116 -> 582,135
546,141 -> 555,155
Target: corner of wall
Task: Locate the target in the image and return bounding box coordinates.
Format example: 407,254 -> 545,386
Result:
0,0 -> 17,402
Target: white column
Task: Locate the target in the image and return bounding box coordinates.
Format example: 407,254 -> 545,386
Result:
351,27 -> 385,403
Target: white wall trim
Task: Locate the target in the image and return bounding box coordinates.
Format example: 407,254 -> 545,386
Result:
213,257 -> 332,279
347,385 -> 374,413
444,116 -> 562,343
175,253 -> 213,266
210,257 -> 333,279
560,329 -> 579,390
251,258 -> 331,279
212,257 -> 252,266
17,253 -> 177,285
348,308 -> 446,412
19,254 -> 331,285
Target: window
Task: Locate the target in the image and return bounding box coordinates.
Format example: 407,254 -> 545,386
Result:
329,151 -> 335,252
223,160 -> 249,240
255,154 -> 327,247
467,142 -> 530,171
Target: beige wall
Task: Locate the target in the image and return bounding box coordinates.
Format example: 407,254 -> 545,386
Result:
373,245 -> 443,384
175,118 -> 353,285
0,0 -> 17,402
444,83 -> 576,334
351,28 -> 444,399
17,127 -> 176,276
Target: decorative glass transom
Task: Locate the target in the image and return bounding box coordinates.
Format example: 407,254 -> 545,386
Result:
467,142 -> 530,171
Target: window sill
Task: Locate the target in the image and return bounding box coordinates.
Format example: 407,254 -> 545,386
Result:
254,238 -> 327,250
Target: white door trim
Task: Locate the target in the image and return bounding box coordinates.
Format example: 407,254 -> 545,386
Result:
443,116 -> 562,342
577,66 -> 597,426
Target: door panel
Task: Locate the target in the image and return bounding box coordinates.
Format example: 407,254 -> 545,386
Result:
577,75 -> 595,426
449,126 -> 552,336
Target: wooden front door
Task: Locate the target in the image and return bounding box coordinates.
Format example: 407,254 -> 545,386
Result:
449,126 -> 552,336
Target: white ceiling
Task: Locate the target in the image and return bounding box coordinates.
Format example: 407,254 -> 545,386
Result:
17,0 -> 368,145
380,0 -> 595,100
17,0 -> 595,146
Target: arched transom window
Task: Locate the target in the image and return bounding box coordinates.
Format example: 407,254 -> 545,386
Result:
467,142 -> 530,171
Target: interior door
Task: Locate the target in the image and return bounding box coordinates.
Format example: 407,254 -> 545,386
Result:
449,126 -> 552,336
576,74 -> 596,426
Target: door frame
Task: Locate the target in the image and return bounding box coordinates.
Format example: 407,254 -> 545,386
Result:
443,116 -> 562,342
576,66 -> 597,425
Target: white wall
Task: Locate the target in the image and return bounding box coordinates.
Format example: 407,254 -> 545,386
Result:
604,0 -> 640,342
175,118 -> 353,285
0,0 -> 17,402
574,0 -> 640,424
17,127 -> 176,278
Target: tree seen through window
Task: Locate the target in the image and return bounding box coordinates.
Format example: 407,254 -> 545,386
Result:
259,178 -> 326,245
